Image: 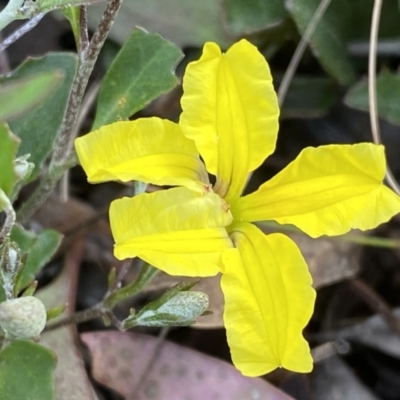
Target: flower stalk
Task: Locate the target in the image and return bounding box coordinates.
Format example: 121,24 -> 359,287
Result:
16,0 -> 123,224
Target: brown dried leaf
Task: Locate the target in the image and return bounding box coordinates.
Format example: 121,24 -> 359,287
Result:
37,241 -> 99,400
289,232 -> 359,289
82,331 -> 294,400
33,194 -> 117,267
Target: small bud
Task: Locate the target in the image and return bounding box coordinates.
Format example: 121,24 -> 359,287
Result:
5,245 -> 18,274
14,155 -> 34,181
124,291 -> 209,328
0,296 -> 47,339
46,303 -> 66,321
0,240 -> 22,298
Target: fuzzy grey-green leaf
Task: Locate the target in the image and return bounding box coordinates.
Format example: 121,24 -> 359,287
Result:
127,291 -> 209,328
0,296 -> 47,339
16,229 -> 62,292
6,53 -> 78,178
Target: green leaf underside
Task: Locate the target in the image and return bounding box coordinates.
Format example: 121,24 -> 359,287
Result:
7,53 -> 78,179
0,340 -> 56,400
0,72 -> 63,123
280,75 -> 338,119
93,28 -> 183,129
223,0 -> 288,35
286,0 -> 355,85
347,1 -> 400,40
87,0 -> 231,49
345,70 -> 400,126
0,124 -> 19,197
35,0 -> 106,14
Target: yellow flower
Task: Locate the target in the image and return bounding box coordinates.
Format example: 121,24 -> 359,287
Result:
75,40 -> 400,376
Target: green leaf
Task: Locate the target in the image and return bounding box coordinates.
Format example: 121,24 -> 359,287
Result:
10,225 -> 62,294
0,340 -> 56,400
93,28 -> 183,129
34,0 -> 106,14
280,76 -> 338,119
345,70 -> 400,126
0,72 -> 63,123
87,0 -> 231,49
16,229 -> 62,291
6,53 -> 78,178
0,124 -> 19,197
61,7 -> 81,49
286,0 -> 355,85
223,0 -> 287,35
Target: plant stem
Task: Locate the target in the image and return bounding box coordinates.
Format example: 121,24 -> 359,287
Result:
16,0 -> 123,224
0,190 -> 15,246
105,264 -> 160,309
79,6 -> 89,53
44,305 -> 104,331
0,13 -> 44,52
52,0 -> 123,166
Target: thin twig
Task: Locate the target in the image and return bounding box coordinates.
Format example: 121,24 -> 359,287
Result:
60,80 -> 101,202
277,0 -> 332,107
44,305 -> 104,331
368,0 -> 400,195
112,259 -> 133,291
0,13 -> 44,52
348,278 -> 400,338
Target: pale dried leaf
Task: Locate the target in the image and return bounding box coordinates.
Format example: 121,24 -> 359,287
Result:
337,308 -> 400,359
312,356 -> 378,400
289,232 -> 359,289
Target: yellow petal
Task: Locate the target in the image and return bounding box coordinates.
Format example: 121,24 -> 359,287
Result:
233,143 -> 400,238
221,222 -> 315,376
180,39 -> 279,202
110,187 -> 233,276
74,118 -> 207,191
